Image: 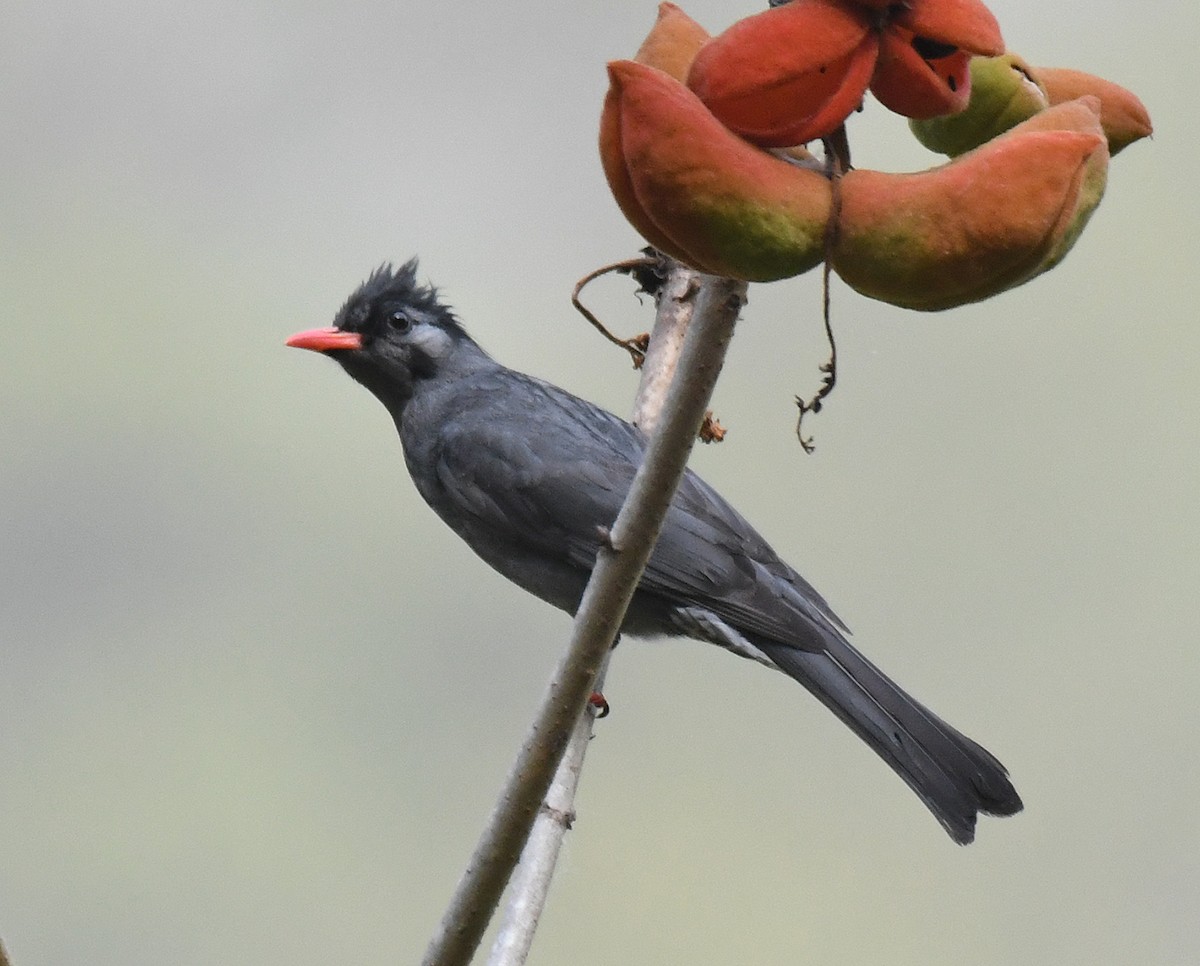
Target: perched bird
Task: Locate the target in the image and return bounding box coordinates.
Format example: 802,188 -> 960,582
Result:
287,259 -> 1022,843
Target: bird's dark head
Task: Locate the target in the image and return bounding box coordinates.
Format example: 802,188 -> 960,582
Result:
286,259 -> 477,408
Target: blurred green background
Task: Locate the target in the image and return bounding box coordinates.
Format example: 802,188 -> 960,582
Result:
1,1 -> 1195,964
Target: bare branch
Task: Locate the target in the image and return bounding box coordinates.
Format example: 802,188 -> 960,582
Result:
486,262 -> 711,965
630,266 -> 703,434
422,269 -> 746,966
486,659 -> 611,965
571,255 -> 662,368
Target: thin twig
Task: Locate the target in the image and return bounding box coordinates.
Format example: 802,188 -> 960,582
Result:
485,658 -> 610,965
487,261 -> 709,965
422,271 -> 747,966
571,255 -> 662,368
630,266 -> 703,431
795,128 -> 849,453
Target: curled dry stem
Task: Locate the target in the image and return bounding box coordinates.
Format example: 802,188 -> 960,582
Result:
795,128 -> 848,453
571,253 -> 665,368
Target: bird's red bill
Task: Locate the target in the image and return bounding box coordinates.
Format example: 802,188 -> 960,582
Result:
286,327 -> 363,352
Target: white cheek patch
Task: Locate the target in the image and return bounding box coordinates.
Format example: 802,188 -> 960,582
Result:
409,323 -> 454,360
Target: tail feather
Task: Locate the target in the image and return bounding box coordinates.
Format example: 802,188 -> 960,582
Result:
752,634 -> 1023,844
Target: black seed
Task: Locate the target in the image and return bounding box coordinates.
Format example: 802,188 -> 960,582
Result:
912,35 -> 959,60
948,75 -> 957,92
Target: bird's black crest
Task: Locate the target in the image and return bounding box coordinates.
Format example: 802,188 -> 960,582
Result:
334,258 -> 465,335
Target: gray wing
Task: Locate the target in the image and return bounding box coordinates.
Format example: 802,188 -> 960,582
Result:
428,385 -> 846,650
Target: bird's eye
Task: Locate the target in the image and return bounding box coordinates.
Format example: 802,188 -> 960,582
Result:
389,309 -> 412,332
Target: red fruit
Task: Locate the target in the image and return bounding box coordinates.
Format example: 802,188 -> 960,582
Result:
601,60 -> 833,281
687,0 -> 878,147
634,2 -> 711,81
871,28 -> 974,118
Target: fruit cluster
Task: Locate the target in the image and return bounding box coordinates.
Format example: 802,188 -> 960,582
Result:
600,1 -> 1151,309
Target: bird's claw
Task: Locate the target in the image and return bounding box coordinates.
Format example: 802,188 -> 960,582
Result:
588,691 -> 610,718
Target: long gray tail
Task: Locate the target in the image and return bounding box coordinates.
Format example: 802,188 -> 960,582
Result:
752,633 -> 1023,844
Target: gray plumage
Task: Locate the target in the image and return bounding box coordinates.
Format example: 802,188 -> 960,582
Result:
290,260 -> 1023,843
